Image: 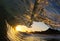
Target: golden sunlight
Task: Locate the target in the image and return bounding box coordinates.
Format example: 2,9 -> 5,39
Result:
16,25 -> 26,32
15,25 -> 31,32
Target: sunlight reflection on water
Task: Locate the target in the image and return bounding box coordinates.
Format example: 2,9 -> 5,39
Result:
6,23 -> 60,41
6,23 -> 46,41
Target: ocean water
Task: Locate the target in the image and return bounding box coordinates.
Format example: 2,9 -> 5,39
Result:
7,23 -> 60,41
7,29 -> 60,41
15,33 -> 60,41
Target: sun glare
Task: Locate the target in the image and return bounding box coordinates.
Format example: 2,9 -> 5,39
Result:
16,25 -> 22,31
16,25 -> 29,32
16,25 -> 24,32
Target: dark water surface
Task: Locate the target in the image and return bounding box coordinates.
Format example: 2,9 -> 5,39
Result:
22,34 -> 60,41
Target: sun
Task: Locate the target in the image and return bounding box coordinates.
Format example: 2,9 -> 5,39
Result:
16,25 -> 28,32
15,25 -> 32,32
16,25 -> 24,32
16,25 -> 22,31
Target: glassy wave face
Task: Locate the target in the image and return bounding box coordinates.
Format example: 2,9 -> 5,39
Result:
3,0 -> 60,28
4,0 -> 60,41
3,0 -> 60,30
7,23 -> 60,41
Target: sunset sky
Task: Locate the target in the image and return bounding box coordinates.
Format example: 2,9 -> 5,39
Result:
15,21 -> 50,32
31,21 -> 50,32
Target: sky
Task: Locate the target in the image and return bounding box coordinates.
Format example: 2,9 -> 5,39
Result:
31,21 -> 50,32
15,21 -> 50,32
